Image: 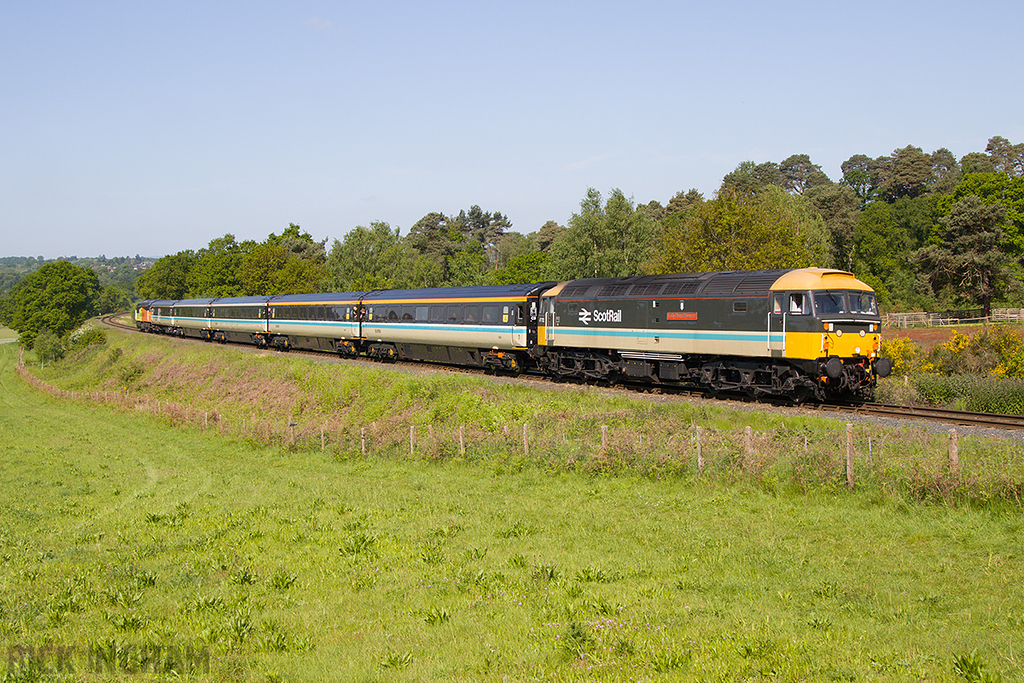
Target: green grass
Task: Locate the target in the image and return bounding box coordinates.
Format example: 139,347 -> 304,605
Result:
2,339 -> 1023,681
0,326 -> 17,342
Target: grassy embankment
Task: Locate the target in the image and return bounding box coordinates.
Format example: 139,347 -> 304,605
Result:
0,326 -> 18,342
1,332 -> 1022,681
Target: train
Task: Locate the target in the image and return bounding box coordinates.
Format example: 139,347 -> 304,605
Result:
134,267 -> 893,403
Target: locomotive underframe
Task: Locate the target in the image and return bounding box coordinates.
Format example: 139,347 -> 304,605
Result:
538,348 -> 874,402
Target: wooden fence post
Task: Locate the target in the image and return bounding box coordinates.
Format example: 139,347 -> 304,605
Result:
695,425 -> 704,476
321,428 -> 325,452
846,423 -> 855,490
361,427 -> 366,456
410,425 -> 415,456
601,425 -> 608,453
459,426 -> 465,457
744,426 -> 753,468
523,423 -> 529,459
948,428 -> 960,474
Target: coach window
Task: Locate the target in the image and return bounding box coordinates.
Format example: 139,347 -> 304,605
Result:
430,305 -> 444,322
446,305 -> 461,322
401,306 -> 414,320
482,305 -> 500,324
415,306 -> 429,322
388,306 -> 400,320
464,305 -> 480,323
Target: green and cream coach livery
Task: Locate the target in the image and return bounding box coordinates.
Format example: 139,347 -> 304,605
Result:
534,268 -> 890,401
135,268 -> 891,402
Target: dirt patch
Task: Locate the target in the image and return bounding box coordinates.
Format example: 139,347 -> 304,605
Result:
886,324 -> 1024,350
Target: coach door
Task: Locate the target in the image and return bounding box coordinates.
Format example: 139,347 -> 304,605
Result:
539,295 -> 555,345
525,296 -> 540,347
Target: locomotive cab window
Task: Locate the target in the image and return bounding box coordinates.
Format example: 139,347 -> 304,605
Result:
814,292 -> 846,316
849,292 -> 877,314
788,293 -> 807,315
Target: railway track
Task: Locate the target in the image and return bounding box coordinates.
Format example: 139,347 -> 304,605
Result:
100,314 -> 1024,433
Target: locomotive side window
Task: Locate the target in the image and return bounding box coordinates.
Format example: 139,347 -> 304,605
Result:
733,301 -> 747,313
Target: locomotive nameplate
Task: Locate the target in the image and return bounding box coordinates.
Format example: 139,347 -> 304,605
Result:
667,312 -> 697,321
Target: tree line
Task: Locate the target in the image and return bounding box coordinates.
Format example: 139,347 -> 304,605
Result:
3,135 -> 1023,350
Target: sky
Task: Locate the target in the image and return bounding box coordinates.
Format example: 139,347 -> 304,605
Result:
2,1 -> 1022,259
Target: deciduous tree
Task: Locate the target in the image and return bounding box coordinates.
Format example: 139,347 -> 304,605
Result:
5,261 -> 100,348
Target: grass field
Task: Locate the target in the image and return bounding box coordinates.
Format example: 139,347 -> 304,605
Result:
2,338 -> 1023,681
0,326 -> 17,342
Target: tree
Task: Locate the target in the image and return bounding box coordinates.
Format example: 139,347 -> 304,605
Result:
187,234 -> 252,297
325,222 -> 411,291
457,205 -> 511,268
653,186 -> 830,274
720,161 -> 784,196
985,135 -> 1024,177
96,285 -> 132,314
915,196 -> 1014,316
779,154 -> 830,194
135,251 -> 195,300
33,329 -> 65,364
544,188 -> 657,280
806,183 -> 859,270
490,252 -> 549,285
879,145 -> 934,201
534,221 -> 566,252
840,154 -> 885,205
939,172 -> 1024,255
666,189 -> 704,215
5,261 -> 99,348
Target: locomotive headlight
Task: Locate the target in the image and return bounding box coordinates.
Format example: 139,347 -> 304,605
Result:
860,330 -> 865,337
836,329 -> 843,337
855,347 -> 862,355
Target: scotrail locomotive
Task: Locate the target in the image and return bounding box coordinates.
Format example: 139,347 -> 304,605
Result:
135,267 -> 893,402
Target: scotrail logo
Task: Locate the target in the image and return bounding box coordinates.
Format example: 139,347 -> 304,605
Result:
578,308 -> 622,325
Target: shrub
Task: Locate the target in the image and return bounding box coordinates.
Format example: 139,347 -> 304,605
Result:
880,336 -> 919,376
69,324 -> 107,349
33,329 -> 65,364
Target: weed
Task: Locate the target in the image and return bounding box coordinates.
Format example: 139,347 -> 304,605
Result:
422,605 -> 451,625
269,568 -> 297,590
575,566 -> 615,583
229,566 -> 259,585
496,520 -> 534,538
953,650 -> 1003,682
379,649 -> 414,669
340,531 -> 378,557
560,621 -> 592,658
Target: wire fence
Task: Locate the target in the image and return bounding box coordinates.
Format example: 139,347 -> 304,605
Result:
17,362 -> 1024,507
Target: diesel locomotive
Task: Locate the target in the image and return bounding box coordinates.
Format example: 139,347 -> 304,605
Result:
135,267 -> 892,402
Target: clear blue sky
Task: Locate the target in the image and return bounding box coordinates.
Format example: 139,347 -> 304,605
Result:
2,1 -> 1021,259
